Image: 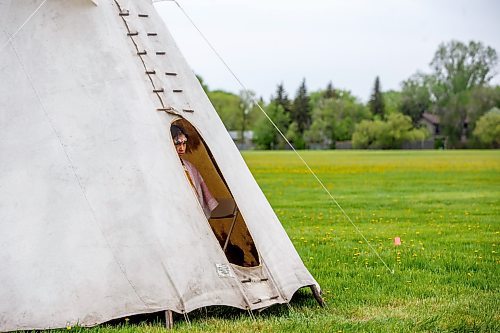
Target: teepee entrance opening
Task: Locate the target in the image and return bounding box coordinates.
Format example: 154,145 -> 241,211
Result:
171,119 -> 260,267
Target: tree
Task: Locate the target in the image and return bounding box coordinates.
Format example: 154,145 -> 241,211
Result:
208,90 -> 241,130
430,40 -> 498,101
464,85 -> 500,134
383,90 -> 403,116
324,81 -> 336,99
473,107 -> 500,148
291,78 -> 312,134
369,76 -> 385,118
238,90 -> 256,142
399,73 -> 431,125
305,90 -> 370,147
352,113 -> 428,149
272,83 -> 292,116
253,102 -> 290,149
429,40 -> 498,145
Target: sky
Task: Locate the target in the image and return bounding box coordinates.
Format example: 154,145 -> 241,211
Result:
154,0 -> 500,102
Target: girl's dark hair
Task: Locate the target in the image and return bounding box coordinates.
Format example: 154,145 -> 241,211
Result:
170,125 -> 187,140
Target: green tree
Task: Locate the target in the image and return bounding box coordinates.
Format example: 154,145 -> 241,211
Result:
324,81 -> 336,99
352,113 -> 428,149
208,90 -> 241,130
429,40 -> 498,145
369,76 -> 385,118
291,78 -> 312,135
465,85 -> 500,134
238,90 -> 256,142
430,40 -> 498,100
272,83 -> 292,117
352,119 -> 385,149
286,122 -> 305,149
253,102 -> 290,149
400,73 -> 431,125
305,90 -> 370,147
473,107 -> 500,148
383,90 -> 402,116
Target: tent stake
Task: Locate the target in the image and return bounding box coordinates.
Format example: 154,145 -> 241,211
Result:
164,310 -> 173,329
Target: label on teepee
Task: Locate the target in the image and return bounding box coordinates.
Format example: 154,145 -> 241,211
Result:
215,264 -> 234,278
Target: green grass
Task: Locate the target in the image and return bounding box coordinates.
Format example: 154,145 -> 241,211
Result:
58,151 -> 499,332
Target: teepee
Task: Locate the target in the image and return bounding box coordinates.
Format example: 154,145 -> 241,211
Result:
0,0 -> 321,330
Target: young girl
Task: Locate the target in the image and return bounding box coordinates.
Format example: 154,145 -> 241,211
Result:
171,125 -> 218,218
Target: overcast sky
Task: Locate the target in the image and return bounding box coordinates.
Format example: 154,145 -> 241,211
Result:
154,0 -> 500,102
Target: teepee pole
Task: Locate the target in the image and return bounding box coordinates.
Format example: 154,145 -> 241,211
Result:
165,310 -> 173,329
223,210 -> 238,252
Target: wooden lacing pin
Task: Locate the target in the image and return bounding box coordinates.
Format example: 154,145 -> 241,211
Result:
147,32 -> 158,36
156,51 -> 166,55
165,72 -> 178,76
137,50 -> 147,55
127,32 -> 139,36
173,89 -> 183,93
241,278 -> 251,283
157,107 -> 178,115
182,109 -> 194,113
138,14 -> 149,18
153,88 -> 164,93
146,70 -> 156,75
119,11 -> 129,16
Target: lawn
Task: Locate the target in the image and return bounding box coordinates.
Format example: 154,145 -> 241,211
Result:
60,150 -> 499,332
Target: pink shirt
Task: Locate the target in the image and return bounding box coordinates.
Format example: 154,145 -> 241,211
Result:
182,159 -> 218,218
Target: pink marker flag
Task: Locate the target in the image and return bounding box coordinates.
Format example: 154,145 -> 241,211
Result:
394,237 -> 401,246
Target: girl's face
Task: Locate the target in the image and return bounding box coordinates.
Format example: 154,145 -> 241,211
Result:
174,133 -> 187,156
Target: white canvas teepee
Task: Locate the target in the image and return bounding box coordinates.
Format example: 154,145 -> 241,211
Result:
0,0 -> 321,330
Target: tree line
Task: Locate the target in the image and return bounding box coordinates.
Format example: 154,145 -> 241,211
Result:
202,40 -> 500,149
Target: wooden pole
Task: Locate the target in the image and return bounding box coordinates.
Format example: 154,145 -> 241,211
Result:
165,310 -> 173,329
310,285 -> 326,307
223,210 -> 239,252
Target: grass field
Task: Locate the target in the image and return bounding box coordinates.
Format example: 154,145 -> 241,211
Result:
60,150 -> 499,332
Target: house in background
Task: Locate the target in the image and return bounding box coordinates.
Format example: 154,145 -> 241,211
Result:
229,130 -> 255,150
420,112 -> 441,137
420,112 -> 470,148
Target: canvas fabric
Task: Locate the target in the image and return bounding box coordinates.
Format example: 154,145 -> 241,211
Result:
0,0 -> 319,331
